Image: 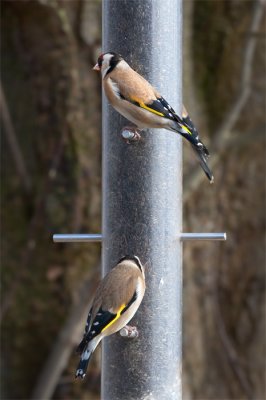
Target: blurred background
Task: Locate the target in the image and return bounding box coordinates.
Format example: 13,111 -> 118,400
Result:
1,0 -> 265,399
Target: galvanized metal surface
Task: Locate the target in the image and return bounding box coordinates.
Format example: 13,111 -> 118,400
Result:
53,234 -> 102,242
181,232 -> 227,241
102,1 -> 182,399
53,233 -> 227,243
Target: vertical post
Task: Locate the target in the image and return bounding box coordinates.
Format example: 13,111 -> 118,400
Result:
102,1 -> 182,399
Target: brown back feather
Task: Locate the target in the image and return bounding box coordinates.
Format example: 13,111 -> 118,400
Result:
107,64 -> 159,104
91,263 -> 142,320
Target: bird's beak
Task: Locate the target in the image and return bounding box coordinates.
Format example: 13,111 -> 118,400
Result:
93,63 -> 100,71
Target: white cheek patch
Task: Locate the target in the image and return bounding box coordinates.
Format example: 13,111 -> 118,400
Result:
101,66 -> 108,79
101,53 -> 114,78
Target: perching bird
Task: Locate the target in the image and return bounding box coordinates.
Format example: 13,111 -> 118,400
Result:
75,255 -> 146,379
93,52 -> 214,183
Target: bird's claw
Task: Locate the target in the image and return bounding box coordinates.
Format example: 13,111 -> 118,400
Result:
119,325 -> 139,338
121,127 -> 142,143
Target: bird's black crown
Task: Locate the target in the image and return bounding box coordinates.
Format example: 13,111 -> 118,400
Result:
118,255 -> 143,271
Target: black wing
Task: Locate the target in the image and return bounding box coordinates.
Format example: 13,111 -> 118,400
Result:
76,307 -> 117,354
127,95 -> 184,123
76,291 -> 138,354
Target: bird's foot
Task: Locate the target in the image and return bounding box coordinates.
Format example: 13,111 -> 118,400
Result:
119,325 -> 139,338
121,126 -> 142,143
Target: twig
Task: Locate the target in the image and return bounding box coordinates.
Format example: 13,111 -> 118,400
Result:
0,81 -> 32,193
31,269 -> 99,400
184,0 -> 265,201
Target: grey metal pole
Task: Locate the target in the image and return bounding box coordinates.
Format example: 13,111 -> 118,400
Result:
102,1 -> 182,399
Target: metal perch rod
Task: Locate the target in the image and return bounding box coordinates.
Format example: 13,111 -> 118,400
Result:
53,233 -> 226,242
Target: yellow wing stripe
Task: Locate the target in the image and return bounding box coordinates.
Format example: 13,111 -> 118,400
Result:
181,124 -> 192,135
138,101 -> 165,117
129,96 -> 164,117
101,304 -> 126,332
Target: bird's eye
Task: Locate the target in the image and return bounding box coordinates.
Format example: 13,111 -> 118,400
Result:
98,55 -> 104,68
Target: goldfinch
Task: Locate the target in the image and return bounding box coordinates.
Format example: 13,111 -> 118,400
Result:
93,52 -> 214,183
75,255 -> 145,379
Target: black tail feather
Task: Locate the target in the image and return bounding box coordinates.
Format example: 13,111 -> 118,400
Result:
75,347 -> 93,379
191,143 -> 214,183
76,337 -> 88,355
171,120 -> 214,182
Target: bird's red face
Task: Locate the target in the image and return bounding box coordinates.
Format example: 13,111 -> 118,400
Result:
93,54 -> 104,71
